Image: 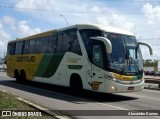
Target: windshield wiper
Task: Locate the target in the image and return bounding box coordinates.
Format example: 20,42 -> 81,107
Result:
121,52 -> 129,74
128,51 -> 140,73
122,50 -> 140,74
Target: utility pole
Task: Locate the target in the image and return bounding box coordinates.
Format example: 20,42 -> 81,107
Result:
60,14 -> 68,26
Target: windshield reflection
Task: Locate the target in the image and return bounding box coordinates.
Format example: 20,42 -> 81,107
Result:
104,32 -> 143,74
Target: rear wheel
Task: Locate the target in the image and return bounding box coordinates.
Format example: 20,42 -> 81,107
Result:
20,70 -> 26,83
14,70 -> 20,83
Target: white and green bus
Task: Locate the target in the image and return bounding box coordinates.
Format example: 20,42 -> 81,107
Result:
7,24 -> 152,93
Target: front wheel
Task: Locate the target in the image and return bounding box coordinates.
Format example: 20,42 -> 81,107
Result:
70,75 -> 83,93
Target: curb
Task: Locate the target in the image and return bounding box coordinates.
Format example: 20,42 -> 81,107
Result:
1,90 -> 71,119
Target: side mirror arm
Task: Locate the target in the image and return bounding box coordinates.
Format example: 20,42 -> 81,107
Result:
90,36 -> 112,53
138,42 -> 153,55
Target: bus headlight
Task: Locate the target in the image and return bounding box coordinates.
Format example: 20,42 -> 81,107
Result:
111,86 -> 117,91
112,78 -> 118,82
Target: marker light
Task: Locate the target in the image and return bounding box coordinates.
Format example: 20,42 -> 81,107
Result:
111,86 -> 117,91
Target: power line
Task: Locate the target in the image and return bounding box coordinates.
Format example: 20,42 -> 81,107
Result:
93,0 -> 160,1
0,5 -> 160,14
1,0 -> 160,2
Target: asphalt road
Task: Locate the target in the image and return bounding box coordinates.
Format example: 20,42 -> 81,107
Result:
0,72 -> 160,119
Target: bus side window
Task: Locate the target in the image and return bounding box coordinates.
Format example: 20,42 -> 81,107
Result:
15,41 -> 23,55
48,35 -> 56,53
56,28 -> 82,55
39,37 -> 49,53
69,37 -> 82,55
10,43 -> 16,55
24,40 -> 29,54
29,39 -> 37,54
68,30 -> 82,55
92,43 -> 104,68
63,32 -> 71,52
56,33 -> 63,53
7,43 -> 11,54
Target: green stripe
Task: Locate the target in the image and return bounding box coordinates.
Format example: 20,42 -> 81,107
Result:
131,74 -> 143,80
35,53 -> 64,78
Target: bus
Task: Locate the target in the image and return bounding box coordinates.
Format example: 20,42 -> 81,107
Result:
6,24 -> 152,93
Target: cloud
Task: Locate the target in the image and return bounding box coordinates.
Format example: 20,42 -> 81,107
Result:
0,16 -> 41,58
2,16 -> 16,30
0,23 -> 11,41
142,3 -> 160,24
96,14 -> 135,32
3,16 -> 16,26
17,20 -> 41,37
0,22 -> 11,58
15,0 -> 55,11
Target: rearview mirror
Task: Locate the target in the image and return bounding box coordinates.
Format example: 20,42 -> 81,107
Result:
90,36 -> 112,53
137,42 -> 153,55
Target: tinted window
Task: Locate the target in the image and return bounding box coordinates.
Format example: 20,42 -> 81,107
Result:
23,40 -> 29,54
29,39 -> 37,54
63,32 -> 71,52
7,43 -> 12,54
15,41 -> 23,54
56,34 -> 63,53
48,35 -> 56,53
37,37 -> 49,53
69,36 -> 82,55
10,43 -> 16,55
92,43 -> 104,68
56,29 -> 82,55
107,33 -> 126,63
80,29 -> 102,60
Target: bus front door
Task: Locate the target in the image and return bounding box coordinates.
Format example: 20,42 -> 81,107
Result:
88,41 -> 105,92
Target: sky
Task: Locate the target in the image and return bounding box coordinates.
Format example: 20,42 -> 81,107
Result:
0,0 -> 160,60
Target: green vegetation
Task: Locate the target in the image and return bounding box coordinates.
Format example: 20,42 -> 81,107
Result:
143,59 -> 158,71
0,91 -> 55,119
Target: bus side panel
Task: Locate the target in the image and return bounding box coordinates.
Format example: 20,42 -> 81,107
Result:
7,54 -> 44,81
7,55 -> 15,78
35,53 -> 65,78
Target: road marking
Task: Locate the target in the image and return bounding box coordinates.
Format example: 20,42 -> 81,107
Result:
96,102 -> 128,110
56,116 -> 69,119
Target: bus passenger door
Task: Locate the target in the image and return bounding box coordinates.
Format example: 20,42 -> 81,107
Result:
89,40 -> 105,92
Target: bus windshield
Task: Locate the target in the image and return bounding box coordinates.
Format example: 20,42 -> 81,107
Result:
79,29 -> 143,75
104,32 -> 143,75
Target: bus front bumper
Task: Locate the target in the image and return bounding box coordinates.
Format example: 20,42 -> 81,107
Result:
105,79 -> 144,93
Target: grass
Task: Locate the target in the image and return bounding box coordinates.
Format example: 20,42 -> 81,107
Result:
0,91 -> 55,119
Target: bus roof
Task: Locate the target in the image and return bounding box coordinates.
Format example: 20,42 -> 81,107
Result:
58,24 -> 134,36
9,24 -> 134,43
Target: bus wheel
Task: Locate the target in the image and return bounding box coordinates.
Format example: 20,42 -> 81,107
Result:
20,70 -> 26,83
14,70 -> 20,83
70,74 -> 83,93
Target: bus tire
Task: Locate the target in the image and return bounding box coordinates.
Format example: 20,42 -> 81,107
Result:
20,70 -> 26,83
70,74 -> 83,92
14,70 -> 20,82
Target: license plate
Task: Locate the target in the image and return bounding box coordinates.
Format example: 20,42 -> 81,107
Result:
128,87 -> 134,90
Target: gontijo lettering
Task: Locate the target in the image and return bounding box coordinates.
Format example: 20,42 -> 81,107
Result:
17,56 -> 35,62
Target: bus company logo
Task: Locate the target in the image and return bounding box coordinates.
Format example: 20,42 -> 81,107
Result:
17,56 -> 35,62
2,111 -> 11,117
88,81 -> 102,90
67,58 -> 81,63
